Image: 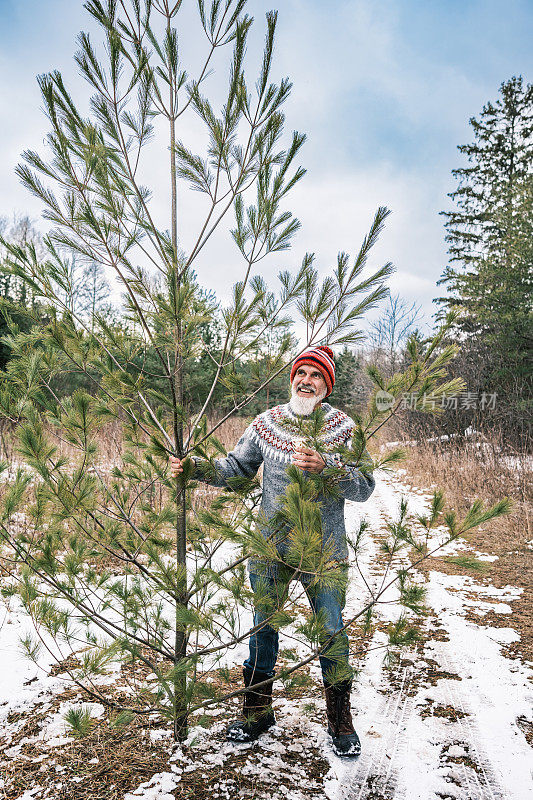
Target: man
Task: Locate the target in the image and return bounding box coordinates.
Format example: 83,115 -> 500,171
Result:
170,345 -> 375,757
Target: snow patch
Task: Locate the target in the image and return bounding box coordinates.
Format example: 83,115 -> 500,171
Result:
124,770 -> 182,800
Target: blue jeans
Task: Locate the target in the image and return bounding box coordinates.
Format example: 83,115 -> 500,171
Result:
243,570 -> 353,684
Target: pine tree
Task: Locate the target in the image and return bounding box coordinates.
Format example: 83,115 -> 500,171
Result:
328,346 -> 360,411
0,0 -> 391,741
436,76 -> 533,435
0,216 -> 46,371
0,1 -> 510,745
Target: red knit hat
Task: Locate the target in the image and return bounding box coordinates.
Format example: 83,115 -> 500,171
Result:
290,346 -> 336,397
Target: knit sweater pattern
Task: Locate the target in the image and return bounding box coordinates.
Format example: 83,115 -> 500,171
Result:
194,402 -> 375,580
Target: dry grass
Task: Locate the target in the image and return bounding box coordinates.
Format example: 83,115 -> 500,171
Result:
208,415 -> 250,450
385,428 -> 533,664
396,435 -> 530,521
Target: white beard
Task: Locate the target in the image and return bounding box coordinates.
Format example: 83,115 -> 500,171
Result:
289,382 -> 327,416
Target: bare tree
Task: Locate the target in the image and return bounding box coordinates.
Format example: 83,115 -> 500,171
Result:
369,292 -> 422,375
79,260 -> 112,330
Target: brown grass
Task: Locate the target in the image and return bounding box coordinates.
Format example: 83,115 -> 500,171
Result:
385,428 -> 533,664
207,415 -> 250,449
0,413 -> 250,468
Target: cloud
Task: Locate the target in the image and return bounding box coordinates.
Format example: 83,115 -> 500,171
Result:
165,158 -> 446,340
1,0 -> 530,342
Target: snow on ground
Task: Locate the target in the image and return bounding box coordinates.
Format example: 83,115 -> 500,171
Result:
325,473 -> 533,800
0,597 -> 64,712
0,470 -> 531,800
123,770 -> 182,800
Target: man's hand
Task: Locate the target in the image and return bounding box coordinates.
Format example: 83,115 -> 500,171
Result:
292,444 -> 325,474
169,455 -> 185,478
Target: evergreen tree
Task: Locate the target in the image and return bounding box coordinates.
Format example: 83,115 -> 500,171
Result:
0,0 -> 510,746
0,216 -> 46,371
0,0 -> 391,741
242,294 -> 294,414
59,253 -> 85,316
328,346 -> 360,411
436,76 -> 533,436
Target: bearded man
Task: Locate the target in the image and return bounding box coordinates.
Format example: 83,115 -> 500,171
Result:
170,345 -> 375,757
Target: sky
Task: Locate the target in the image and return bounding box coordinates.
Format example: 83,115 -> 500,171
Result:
0,0 -> 531,338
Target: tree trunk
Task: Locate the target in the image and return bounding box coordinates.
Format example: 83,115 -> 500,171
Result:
168,29 -> 188,741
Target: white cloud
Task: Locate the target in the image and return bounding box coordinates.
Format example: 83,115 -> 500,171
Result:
1,0 -> 528,341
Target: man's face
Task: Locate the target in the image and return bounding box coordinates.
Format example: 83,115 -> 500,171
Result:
290,365 -> 327,412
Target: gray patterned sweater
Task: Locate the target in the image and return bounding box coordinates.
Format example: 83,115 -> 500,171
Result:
193,402 -> 375,579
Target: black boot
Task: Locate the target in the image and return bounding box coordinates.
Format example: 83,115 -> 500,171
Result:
324,679 -> 361,758
226,667 -> 276,743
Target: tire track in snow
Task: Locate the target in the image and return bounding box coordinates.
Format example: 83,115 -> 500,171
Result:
336,480 -> 416,800
430,648 -> 507,800
338,633 -> 507,800
340,663 -> 416,800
